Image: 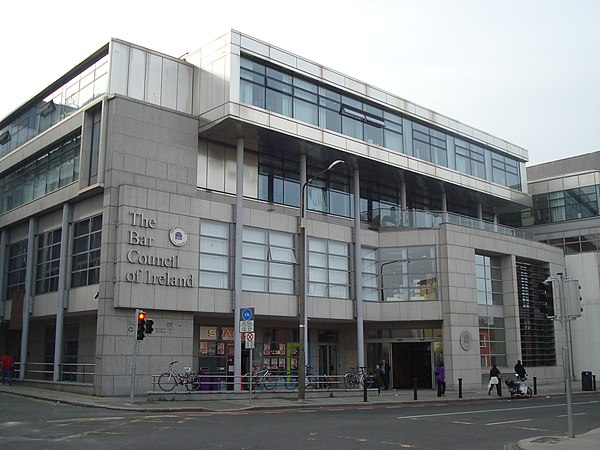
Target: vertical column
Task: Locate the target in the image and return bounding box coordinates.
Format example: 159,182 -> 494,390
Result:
400,180 -> 407,226
299,153 -> 307,364
20,217 -> 37,379
233,137 -> 244,392
0,229 -> 8,319
441,191 -> 448,223
354,167 -> 364,368
477,202 -> 483,229
53,203 -> 71,382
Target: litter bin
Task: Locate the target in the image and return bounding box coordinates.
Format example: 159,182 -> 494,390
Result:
582,371 -> 593,391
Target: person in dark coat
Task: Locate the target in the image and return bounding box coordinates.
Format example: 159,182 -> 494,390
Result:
379,359 -> 391,390
514,360 -> 526,379
488,364 -> 501,396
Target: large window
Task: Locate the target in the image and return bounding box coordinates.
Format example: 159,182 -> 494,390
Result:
516,261 -> 556,367
240,55 -> 523,190
258,154 -> 300,207
308,238 -> 350,299
6,239 -> 27,300
0,134 -> 80,214
71,215 -> 102,288
379,246 -> 437,301
361,247 -> 379,301
199,221 -> 230,289
475,254 -> 503,306
242,228 -> 296,294
479,316 -> 507,367
36,228 -> 62,294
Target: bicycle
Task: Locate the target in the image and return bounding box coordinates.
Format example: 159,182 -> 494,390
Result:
243,365 -> 277,390
284,365 -> 318,390
158,361 -> 199,391
344,366 -> 373,389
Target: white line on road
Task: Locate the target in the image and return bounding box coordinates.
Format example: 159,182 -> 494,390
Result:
486,419 -> 532,426
557,412 -> 586,417
396,400 -> 598,420
46,417 -> 125,423
452,421 -> 473,425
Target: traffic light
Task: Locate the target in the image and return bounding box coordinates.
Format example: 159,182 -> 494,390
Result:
538,278 -> 556,318
145,318 -> 154,335
137,310 -> 147,340
565,279 -> 583,319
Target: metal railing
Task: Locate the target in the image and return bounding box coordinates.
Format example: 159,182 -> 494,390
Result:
363,207 -> 535,240
13,361 -> 94,383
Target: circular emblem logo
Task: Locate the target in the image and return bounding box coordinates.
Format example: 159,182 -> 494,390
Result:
460,330 -> 473,351
169,226 -> 188,247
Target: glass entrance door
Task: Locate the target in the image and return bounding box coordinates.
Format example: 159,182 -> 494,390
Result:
318,344 -> 338,377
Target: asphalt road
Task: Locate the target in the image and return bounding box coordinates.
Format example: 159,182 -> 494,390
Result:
1,392 -> 599,449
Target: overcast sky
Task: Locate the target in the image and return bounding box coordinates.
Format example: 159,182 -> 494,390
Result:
1,0 -> 598,165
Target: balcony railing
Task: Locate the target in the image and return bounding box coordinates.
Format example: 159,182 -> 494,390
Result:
363,207 -> 535,240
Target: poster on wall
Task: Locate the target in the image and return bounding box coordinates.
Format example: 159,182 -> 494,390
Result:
199,342 -> 208,355
217,342 -> 225,355
263,344 -> 271,356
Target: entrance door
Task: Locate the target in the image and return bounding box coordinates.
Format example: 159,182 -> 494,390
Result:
391,342 -> 432,389
318,344 -> 338,377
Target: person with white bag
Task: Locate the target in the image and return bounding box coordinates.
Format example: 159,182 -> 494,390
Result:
488,364 -> 501,396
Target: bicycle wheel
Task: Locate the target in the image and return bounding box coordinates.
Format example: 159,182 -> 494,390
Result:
284,376 -> 298,390
263,375 -> 277,390
344,372 -> 357,389
185,373 -> 201,391
306,375 -> 318,390
158,372 -> 176,391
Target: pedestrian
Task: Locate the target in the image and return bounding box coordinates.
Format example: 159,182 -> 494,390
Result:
514,360 -> 526,380
488,364 -> 501,396
379,359 -> 391,390
1,352 -> 14,385
436,361 -> 446,397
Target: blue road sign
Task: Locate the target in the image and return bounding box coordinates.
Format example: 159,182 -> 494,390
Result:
241,307 -> 254,321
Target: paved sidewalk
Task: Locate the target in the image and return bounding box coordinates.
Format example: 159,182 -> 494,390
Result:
0,381 -> 598,449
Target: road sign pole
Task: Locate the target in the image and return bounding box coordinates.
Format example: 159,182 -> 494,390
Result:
129,308 -> 139,405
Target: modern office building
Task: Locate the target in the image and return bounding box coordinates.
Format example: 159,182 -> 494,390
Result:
0,31 -> 565,396
504,152 -> 600,379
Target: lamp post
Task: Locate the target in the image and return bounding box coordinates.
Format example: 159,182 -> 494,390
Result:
298,159 -> 345,401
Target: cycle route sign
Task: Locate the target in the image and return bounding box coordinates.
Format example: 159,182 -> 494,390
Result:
239,307 -> 254,333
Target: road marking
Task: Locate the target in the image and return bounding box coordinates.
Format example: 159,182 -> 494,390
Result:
46,417 -> 125,423
452,421 -> 473,425
486,419 -> 531,426
297,409 -> 317,413
517,427 -> 549,431
557,412 -> 586,417
397,401 -> 597,420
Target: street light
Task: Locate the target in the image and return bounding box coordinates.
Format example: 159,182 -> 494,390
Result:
298,159 -> 345,401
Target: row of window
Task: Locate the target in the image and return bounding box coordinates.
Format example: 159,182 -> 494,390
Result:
5,215 -> 102,300
502,185 -> 600,228
0,55 -> 108,157
240,56 -> 522,190
199,220 -> 438,301
0,134 -> 81,214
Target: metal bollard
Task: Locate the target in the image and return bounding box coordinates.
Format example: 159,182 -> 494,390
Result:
364,378 -> 368,402
593,374 -> 597,391
413,378 -> 418,400
498,378 -> 502,396
533,376 -> 537,395
458,378 -> 463,398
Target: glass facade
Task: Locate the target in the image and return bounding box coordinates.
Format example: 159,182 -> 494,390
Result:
240,56 -> 522,190
199,221 -> 230,289
0,55 -> 108,157
36,228 -> 62,294
71,215 -> 102,288
242,228 -> 296,294
0,133 -> 81,214
379,246 -> 437,301
6,239 -> 27,301
308,238 -> 350,299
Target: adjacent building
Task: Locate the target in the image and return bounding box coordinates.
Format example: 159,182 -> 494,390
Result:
0,31 -> 566,396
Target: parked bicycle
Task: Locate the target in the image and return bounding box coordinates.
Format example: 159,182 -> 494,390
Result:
158,361 -> 200,391
243,365 -> 277,390
344,366 -> 378,389
284,365 -> 319,390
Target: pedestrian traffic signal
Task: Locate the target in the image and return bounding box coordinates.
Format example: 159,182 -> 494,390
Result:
565,279 -> 583,319
145,318 -> 154,335
137,310 -> 147,340
538,279 -> 556,318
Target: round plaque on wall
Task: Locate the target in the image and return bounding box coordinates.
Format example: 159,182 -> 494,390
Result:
459,330 -> 473,351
